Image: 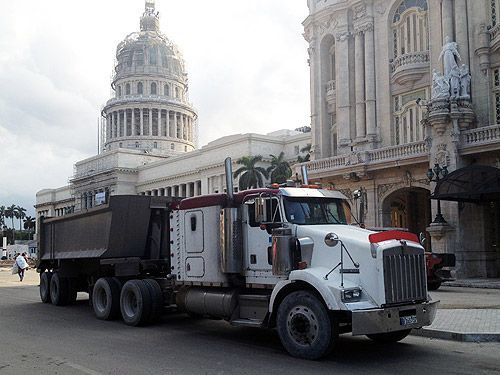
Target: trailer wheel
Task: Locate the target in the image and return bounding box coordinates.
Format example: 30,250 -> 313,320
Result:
40,272 -> 53,303
50,272 -> 70,306
276,291 -> 336,360
120,279 -> 152,326
142,279 -> 163,323
366,329 -> 412,343
93,277 -> 122,320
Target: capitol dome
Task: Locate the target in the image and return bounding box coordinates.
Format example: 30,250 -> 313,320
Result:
102,0 -> 197,156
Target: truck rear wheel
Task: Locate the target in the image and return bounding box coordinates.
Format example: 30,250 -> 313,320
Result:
50,272 -> 70,306
93,277 -> 121,320
120,279 -> 152,326
276,291 -> 336,360
40,272 -> 52,303
366,329 -> 412,343
143,279 -> 163,323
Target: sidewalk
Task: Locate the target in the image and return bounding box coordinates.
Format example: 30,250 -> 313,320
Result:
413,282 -> 500,342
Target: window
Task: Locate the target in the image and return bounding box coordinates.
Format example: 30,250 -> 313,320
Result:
393,89 -> 427,145
171,143 -> 175,150
137,82 -> 143,95
125,83 -> 130,95
151,82 -> 157,95
392,0 -> 428,59
283,197 -> 346,225
149,47 -> 157,65
154,142 -> 158,148
164,84 -> 170,96
135,141 -> 140,148
492,0 -> 498,27
117,86 -> 122,97
184,146 -> 187,151
175,87 -> 180,98
134,49 -> 144,66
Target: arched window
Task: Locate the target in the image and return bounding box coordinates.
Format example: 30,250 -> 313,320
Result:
137,82 -> 143,95
151,82 -> 157,95
164,84 -> 170,96
125,83 -> 130,95
392,0 -> 428,58
117,86 -> 122,97
393,89 -> 428,145
175,87 -> 180,99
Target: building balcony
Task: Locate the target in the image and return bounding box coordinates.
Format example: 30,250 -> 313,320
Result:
390,51 -> 430,85
325,79 -> 336,109
460,124 -> 500,155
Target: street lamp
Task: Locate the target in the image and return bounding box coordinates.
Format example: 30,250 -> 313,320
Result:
427,163 -> 448,224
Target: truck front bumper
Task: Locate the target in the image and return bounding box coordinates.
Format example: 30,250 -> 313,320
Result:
351,300 -> 439,335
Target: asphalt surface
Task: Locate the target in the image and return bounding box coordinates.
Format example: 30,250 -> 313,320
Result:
1,270 -> 499,375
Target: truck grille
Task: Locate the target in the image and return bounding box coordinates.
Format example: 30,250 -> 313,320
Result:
383,247 -> 427,305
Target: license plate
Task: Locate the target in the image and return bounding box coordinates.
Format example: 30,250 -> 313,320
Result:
400,315 -> 417,326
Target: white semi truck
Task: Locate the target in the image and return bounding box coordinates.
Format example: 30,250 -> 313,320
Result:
37,159 -> 437,359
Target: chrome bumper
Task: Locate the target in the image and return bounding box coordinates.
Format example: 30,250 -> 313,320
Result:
351,300 -> 439,336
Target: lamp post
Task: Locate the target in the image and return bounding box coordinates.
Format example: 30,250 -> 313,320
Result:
427,163 -> 448,224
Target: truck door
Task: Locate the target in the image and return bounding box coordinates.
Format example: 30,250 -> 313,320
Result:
243,197 -> 282,278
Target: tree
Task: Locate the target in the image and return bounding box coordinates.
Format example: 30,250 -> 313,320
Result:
23,216 -> 36,240
234,155 -> 269,190
267,152 -> 292,184
297,144 -> 311,163
0,206 -> 5,236
16,206 -> 27,231
4,205 -> 17,244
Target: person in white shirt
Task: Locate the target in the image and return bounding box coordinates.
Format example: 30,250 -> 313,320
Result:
15,253 -> 28,282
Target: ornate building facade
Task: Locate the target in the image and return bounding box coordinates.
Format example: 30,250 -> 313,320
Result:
302,0 -> 500,277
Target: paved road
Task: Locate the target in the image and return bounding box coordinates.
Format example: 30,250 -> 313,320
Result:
1,270 -> 499,375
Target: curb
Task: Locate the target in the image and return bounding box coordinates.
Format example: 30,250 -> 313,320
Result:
444,282 -> 500,290
411,328 -> 500,342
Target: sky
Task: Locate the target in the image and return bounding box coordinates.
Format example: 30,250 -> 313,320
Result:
0,0 -> 310,217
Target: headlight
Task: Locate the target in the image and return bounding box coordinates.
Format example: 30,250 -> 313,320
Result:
342,288 -> 362,302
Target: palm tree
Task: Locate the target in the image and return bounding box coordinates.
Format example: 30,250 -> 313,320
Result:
234,155 -> 269,190
15,206 -> 27,231
297,144 -> 312,163
4,205 -> 16,244
23,216 -> 36,240
267,152 -> 292,184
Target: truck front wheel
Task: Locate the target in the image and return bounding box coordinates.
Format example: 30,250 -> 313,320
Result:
277,291 -> 336,360
93,277 -> 121,320
366,329 -> 412,343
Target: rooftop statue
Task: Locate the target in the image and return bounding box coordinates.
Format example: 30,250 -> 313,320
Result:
439,36 -> 461,77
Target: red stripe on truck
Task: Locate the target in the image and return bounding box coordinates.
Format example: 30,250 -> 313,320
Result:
369,230 -> 419,244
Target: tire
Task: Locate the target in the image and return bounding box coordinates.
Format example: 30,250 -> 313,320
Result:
366,329 -> 412,343
50,272 -> 70,306
276,291 -> 336,360
120,279 -> 153,326
142,279 -> 163,323
427,281 -> 442,291
92,277 -> 122,320
40,272 -> 53,303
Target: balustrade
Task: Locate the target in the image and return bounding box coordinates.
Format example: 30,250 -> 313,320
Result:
462,125 -> 500,145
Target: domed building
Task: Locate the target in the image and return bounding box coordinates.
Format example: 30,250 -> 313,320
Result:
103,0 -> 197,155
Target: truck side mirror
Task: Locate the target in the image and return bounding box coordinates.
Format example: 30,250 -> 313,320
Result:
419,232 -> 426,246
254,197 -> 266,223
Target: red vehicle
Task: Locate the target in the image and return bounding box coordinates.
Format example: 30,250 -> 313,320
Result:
426,252 -> 456,290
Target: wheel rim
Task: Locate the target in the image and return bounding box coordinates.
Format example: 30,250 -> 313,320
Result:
123,289 -> 139,318
287,306 -> 319,346
95,286 -> 108,313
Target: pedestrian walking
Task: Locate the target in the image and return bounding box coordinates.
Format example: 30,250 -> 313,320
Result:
15,252 -> 29,282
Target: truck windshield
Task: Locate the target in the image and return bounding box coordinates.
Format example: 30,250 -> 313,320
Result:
283,197 -> 347,225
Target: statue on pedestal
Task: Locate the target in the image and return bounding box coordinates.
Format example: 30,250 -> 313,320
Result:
432,70 -> 450,100
439,36 -> 461,77
459,64 -> 471,99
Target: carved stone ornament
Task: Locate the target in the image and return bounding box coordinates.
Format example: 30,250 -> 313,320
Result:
335,30 -> 350,42
318,15 -> 338,36
303,26 -> 314,43
377,182 -> 403,201
353,4 -> 367,21
354,21 -> 374,35
434,144 -> 451,167
346,152 -> 361,166
374,2 -> 388,15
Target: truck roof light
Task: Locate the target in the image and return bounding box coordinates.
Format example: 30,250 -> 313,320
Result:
368,230 -> 419,244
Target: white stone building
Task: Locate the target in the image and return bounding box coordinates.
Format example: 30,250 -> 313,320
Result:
302,0 -> 500,277
36,2 -> 311,226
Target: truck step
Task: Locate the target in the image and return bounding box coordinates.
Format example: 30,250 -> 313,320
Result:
238,294 -> 270,302
230,318 -> 264,327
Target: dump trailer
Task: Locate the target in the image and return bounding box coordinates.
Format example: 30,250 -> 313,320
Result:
37,164 -> 438,360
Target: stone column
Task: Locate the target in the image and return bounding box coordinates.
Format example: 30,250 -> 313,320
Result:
131,109 -> 135,135
175,112 -> 178,138
194,180 -> 200,196
186,182 -> 191,197
166,110 -> 170,137
454,0 -> 469,65
335,29 -> 352,148
140,108 -> 144,135
364,23 -> 377,139
442,0 -> 454,42
149,108 -> 153,136
124,109 -> 127,136
354,29 -> 366,141
158,109 -> 161,136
